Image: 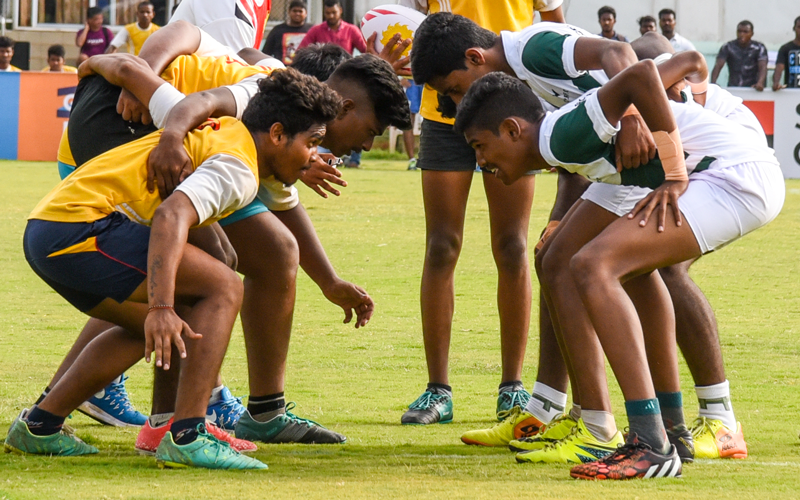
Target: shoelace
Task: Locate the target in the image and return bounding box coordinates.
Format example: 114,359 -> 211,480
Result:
408,391 -> 446,411
540,422 -> 580,451
602,440 -> 650,465
196,424 -> 239,463
690,417 -> 712,439
499,389 -> 529,410
107,375 -> 137,412
495,405 -> 521,424
283,403 -> 322,428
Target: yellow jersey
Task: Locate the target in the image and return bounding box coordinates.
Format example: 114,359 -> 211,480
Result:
419,0 -> 546,124
160,54 -> 272,95
33,117 -> 259,227
125,22 -> 160,55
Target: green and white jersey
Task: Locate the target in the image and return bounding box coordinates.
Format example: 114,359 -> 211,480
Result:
539,89 -> 779,188
502,22 -> 609,109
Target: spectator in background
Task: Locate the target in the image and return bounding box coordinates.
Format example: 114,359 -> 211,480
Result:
401,79 -> 422,170
76,7 -> 114,65
638,15 -> 657,36
107,1 -> 159,56
597,6 -> 628,42
0,36 -> 20,72
300,0 -> 366,167
659,8 -> 695,52
262,0 -> 311,64
773,15 -> 800,90
299,0 -> 366,55
711,21 -> 767,91
41,45 -> 78,73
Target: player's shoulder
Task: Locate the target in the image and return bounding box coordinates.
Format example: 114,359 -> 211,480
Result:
528,22 -> 592,37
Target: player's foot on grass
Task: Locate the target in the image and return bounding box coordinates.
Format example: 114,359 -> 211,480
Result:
206,386 -> 245,431
690,417 -> 747,459
569,435 -> 682,480
461,406 -> 543,447
667,423 -> 695,463
401,389 -> 453,425
77,374 -> 147,427
496,387 -> 530,420
136,417 -> 257,455
235,404 -> 346,444
407,158 -> 418,170
515,418 -> 622,464
155,424 -> 267,470
4,411 -> 98,456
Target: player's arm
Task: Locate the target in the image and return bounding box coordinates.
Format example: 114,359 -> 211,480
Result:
137,20 -> 202,74
597,60 -> 688,231
571,37 -> 655,168
147,74 -> 264,198
77,53 -> 165,107
145,191 -> 203,369
539,7 -> 565,23
272,204 -> 373,328
654,51 -> 708,106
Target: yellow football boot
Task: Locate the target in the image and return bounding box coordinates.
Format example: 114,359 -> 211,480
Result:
508,413 -> 577,452
690,417 -> 747,459
461,406 -> 543,447
515,418 -> 623,464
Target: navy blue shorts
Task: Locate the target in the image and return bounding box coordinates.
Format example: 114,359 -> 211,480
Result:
24,212 -> 150,312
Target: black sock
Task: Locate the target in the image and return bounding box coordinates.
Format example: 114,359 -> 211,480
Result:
25,406 -> 65,436
247,392 -> 285,415
34,387 -> 51,405
499,380 -> 525,393
656,391 -> 686,430
171,418 -> 206,445
426,383 -> 452,397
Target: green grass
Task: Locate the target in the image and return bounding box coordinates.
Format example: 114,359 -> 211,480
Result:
1,160 -> 799,499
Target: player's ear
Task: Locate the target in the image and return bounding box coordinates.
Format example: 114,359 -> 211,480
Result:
465,47 -> 486,67
269,122 -> 286,145
338,98 -> 355,118
499,118 -> 522,140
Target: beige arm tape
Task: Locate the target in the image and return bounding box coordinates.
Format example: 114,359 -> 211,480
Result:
652,130 -> 687,181
689,77 -> 708,95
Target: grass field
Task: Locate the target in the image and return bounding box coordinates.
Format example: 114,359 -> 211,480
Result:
1,159 -> 799,499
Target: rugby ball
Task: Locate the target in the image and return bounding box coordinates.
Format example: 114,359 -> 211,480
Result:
360,4 -> 426,65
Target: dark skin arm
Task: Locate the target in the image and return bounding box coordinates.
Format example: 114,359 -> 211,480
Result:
539,6 -> 565,23
773,63 -> 786,91
754,58 -> 767,91
710,57 -> 726,84
596,60 -> 688,231
655,50 -> 708,106
145,192 -> 203,370
272,204 -> 374,328
117,20 -> 204,123
572,37 -> 656,169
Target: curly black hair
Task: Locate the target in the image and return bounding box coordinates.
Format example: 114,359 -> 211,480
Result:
242,67 -> 342,137
291,43 -> 352,82
328,54 -> 412,130
410,12 -> 496,86
454,72 -> 544,136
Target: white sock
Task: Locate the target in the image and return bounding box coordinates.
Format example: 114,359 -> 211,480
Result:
581,409 -> 618,443
696,380 -> 737,430
208,385 -> 225,405
569,403 -> 581,422
525,382 -> 568,424
149,412 -> 174,427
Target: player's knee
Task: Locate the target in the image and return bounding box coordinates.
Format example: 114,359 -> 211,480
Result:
569,248 -> 603,291
425,232 -> 462,270
238,226 -> 299,282
492,233 -> 528,273
540,244 -> 571,290
215,268 -> 244,308
657,260 -> 692,284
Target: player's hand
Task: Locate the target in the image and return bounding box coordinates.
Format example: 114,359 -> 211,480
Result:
76,59 -> 96,79
117,88 -> 152,124
752,82 -> 765,92
366,32 -> 412,77
615,113 -> 656,170
300,153 -> 347,198
772,82 -> 786,91
323,279 -> 374,328
147,132 -> 193,199
628,179 -> 689,232
144,308 -> 202,370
